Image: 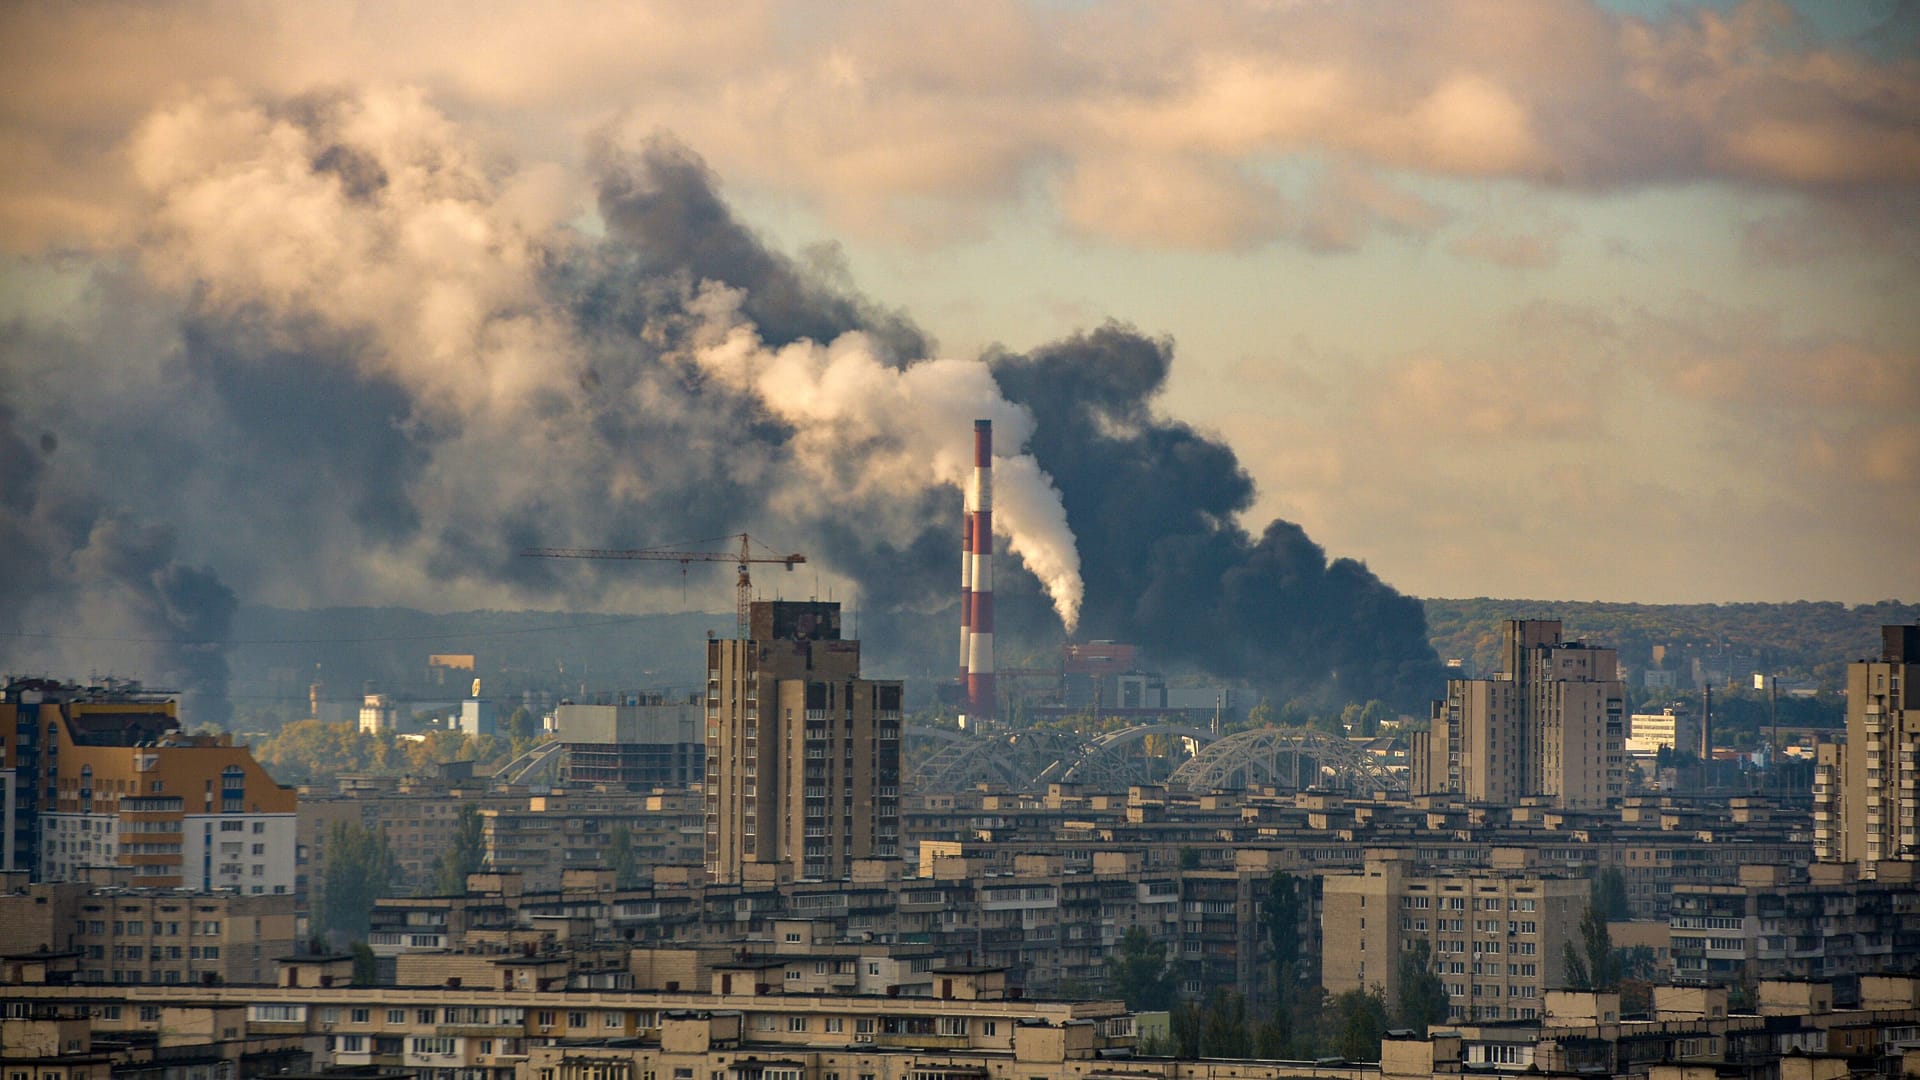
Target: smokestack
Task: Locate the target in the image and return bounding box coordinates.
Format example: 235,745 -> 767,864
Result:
1700,684 -> 1712,763
960,509 -> 973,685
966,419 -> 996,726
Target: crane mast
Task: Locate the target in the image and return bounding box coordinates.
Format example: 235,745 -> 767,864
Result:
520,532 -> 806,639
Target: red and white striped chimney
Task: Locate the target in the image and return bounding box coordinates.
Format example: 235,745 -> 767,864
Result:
965,419 -> 996,725
959,504 -> 973,684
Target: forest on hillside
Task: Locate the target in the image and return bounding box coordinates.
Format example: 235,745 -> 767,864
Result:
1421,598 -> 1918,688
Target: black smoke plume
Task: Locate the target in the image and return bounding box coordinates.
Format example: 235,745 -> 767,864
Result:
992,327 -> 1443,710
1,91 -> 1439,718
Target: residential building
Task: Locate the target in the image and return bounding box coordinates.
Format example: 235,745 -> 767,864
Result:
1,678 -> 296,888
0,881 -> 298,985
551,696 -> 705,789
1413,620 -> 1626,809
705,601 -> 902,884
1813,625 -> 1919,874
1321,853 -> 1585,1022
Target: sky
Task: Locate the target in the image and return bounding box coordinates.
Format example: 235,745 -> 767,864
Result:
1,0 -> 1916,689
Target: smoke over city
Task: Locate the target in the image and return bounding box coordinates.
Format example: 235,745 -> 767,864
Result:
0,86 -> 1439,713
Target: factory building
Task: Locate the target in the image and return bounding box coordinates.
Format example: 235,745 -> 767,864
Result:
705,601 -> 902,884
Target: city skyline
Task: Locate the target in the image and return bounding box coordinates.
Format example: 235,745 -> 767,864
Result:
0,0 -> 1914,704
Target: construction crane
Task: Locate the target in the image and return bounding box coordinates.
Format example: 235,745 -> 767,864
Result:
520,532 -> 806,639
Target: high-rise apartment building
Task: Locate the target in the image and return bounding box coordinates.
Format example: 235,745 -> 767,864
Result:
1813,625 -> 1919,874
2,678 -> 296,889
705,601 -> 902,883
1321,854 -> 1585,1022
1413,620 -> 1626,809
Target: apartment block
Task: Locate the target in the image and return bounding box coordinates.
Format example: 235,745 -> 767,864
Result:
2,679 -> 296,889
1668,863 -> 1920,988
705,601 -> 902,883
0,882 -> 297,985
1813,625 -> 1919,874
1322,854 -> 1585,1022
1414,620 -> 1626,809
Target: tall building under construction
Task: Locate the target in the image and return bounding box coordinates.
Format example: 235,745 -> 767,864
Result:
704,601 -> 902,884
1412,619 -> 1626,809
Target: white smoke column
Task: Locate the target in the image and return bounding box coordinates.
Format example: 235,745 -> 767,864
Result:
686,285 -> 1084,631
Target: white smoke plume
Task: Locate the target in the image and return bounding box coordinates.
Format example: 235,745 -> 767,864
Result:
683,284 -> 1084,631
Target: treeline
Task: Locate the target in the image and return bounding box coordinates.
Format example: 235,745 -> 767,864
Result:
250,713 -> 547,786
1423,598 -> 1917,686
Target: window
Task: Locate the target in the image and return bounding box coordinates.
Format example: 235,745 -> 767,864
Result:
788,1016 -> 808,1032
418,1009 -> 435,1025
983,1021 -> 998,1037
938,1017 -> 968,1036
410,1037 -> 456,1056
568,1011 -> 587,1028
855,1018 -> 874,1034
604,1012 -> 623,1028
388,1009 -> 406,1025
140,1006 -> 162,1022
352,1008 -> 370,1024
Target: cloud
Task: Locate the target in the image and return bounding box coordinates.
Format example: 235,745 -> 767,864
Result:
3,1 -> 1917,255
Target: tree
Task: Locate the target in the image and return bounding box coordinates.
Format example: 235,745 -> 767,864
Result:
1199,988 -> 1252,1058
350,941 -> 378,986
1179,846 -> 1203,869
316,821 -> 395,945
1105,927 -> 1177,1011
428,804 -> 486,896
606,823 -> 643,888
1589,867 -> 1631,921
1395,940 -> 1450,1034
1262,872 -> 1304,994
1562,905 -> 1620,991
1323,987 -> 1390,1062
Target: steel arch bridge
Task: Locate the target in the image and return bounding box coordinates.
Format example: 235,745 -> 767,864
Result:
905,723 -> 1219,793
1031,724 -> 1217,789
1167,726 -> 1406,796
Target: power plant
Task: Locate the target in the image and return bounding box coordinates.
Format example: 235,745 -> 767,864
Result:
960,418 -> 996,727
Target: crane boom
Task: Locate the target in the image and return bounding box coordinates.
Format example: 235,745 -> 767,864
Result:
520,533 -> 806,639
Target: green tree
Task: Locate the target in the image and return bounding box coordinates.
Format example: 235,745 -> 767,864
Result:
1562,906 -> 1620,991
605,823 -> 643,888
1179,846 -> 1203,870
1105,927 -> 1176,1011
316,821 -> 395,945
428,804 -> 486,895
350,941 -> 378,986
1323,987 -> 1390,1062
1199,988 -> 1252,1058
1262,873 -> 1304,977
1589,867 -> 1631,921
1394,940 -> 1450,1034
